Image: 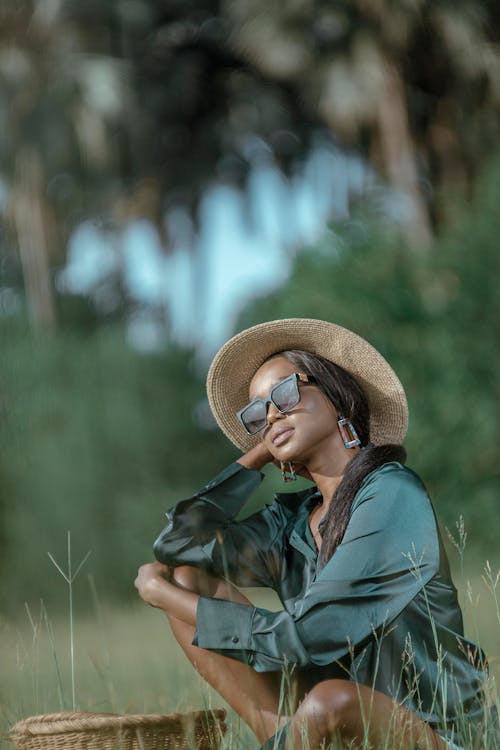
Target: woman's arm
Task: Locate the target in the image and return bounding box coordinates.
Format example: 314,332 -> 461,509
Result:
152,446 -> 293,587
135,446 -> 286,622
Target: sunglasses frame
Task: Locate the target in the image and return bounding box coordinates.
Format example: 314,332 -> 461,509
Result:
236,372 -> 316,435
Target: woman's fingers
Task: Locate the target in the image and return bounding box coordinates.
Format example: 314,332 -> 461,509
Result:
135,561 -> 168,584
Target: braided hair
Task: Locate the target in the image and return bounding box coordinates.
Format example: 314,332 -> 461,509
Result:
271,349 -> 406,568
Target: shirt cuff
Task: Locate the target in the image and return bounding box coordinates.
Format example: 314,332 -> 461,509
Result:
193,596 -> 255,660
196,462 -> 264,518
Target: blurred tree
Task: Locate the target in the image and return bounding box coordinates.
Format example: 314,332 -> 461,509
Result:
1,0 -> 135,329
62,0 -> 500,245
226,0 -> 500,244
1,0 -> 499,328
0,0 -> 313,329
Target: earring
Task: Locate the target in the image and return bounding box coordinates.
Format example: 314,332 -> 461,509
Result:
338,417 -> 361,449
280,461 -> 296,482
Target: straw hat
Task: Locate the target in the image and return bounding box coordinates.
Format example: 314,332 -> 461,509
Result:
206,318 -> 408,452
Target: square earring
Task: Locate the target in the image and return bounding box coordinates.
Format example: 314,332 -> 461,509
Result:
280,461 -> 296,482
337,417 -> 361,449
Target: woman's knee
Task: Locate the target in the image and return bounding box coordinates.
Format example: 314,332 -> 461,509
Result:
295,680 -> 360,738
171,565 -> 216,596
172,566 -> 254,605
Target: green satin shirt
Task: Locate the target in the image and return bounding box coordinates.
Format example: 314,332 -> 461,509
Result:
153,461 -> 488,745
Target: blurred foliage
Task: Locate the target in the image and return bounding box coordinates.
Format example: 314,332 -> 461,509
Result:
1,0 -> 500,331
0,0 -> 314,256
0,322 -> 235,611
2,0 -> 498,228
238,156 -> 500,553
226,0 -> 500,243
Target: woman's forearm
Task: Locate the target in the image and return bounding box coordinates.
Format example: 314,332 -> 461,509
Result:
154,580 -> 198,625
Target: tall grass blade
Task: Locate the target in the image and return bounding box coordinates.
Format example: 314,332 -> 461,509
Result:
41,600 -> 65,711
47,531 -> 91,710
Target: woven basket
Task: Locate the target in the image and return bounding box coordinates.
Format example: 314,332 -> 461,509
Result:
7,709 -> 227,750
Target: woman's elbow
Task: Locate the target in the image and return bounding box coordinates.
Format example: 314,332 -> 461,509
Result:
153,536 -> 173,564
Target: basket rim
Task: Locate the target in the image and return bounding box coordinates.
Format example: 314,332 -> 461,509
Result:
8,709 -> 227,737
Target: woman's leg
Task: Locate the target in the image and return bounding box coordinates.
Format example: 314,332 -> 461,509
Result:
286,679 -> 449,749
164,565 -> 287,744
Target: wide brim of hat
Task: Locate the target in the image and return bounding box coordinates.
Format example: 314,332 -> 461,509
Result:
206,318 -> 408,452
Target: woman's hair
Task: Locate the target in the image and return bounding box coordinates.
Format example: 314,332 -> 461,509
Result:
270,349 -> 406,569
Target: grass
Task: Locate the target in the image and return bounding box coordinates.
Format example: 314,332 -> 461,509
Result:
0,590 -> 282,749
0,573 -> 498,750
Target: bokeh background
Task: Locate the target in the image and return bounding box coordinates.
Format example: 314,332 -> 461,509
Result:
1,0 -> 499,641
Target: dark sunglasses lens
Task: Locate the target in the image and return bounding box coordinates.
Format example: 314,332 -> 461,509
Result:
241,402 -> 267,434
273,377 -> 300,412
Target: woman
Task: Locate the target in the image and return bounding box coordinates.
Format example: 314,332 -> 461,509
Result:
135,319 -> 488,749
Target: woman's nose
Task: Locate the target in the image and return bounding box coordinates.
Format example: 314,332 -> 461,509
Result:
266,402 -> 283,425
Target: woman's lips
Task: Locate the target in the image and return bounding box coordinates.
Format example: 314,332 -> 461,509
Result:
271,427 -> 294,446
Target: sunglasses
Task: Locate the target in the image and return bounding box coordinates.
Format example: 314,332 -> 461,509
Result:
237,372 -> 316,435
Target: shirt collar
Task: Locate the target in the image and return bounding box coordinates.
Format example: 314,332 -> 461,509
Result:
274,485 -> 322,511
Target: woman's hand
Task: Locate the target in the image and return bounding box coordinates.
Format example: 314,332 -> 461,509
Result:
237,442 -> 274,471
134,561 -> 171,608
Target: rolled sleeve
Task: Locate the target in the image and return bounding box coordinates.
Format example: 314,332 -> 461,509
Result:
153,463 -> 262,562
153,462 -> 289,587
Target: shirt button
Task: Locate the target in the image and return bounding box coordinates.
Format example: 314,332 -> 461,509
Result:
231,635 -> 239,644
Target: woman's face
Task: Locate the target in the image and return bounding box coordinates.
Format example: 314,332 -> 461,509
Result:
248,356 -> 343,466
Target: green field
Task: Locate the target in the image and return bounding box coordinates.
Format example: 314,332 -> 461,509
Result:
1,577 -> 498,749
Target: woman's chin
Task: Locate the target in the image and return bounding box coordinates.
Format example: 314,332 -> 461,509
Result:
272,443 -> 301,464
